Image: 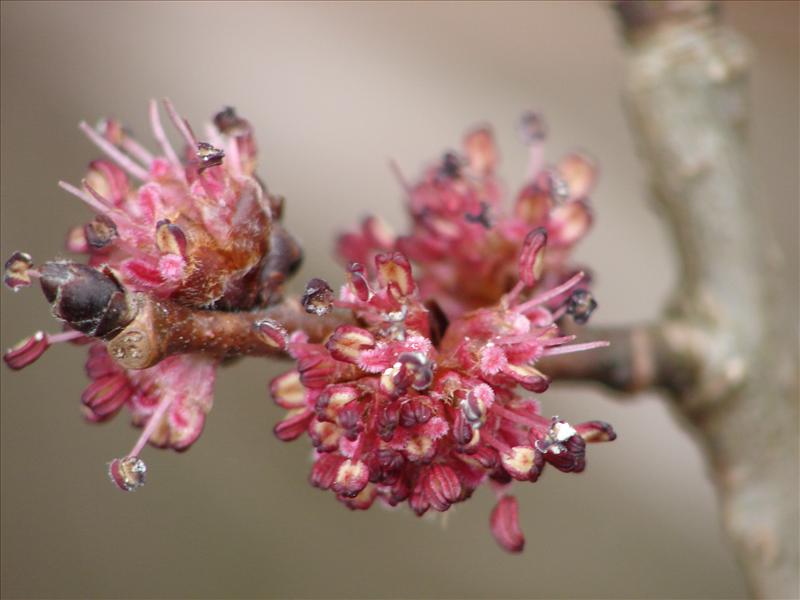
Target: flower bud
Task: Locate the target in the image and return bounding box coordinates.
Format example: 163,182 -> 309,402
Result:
81,373 -> 132,421
39,261 -> 136,339
518,227 -> 547,287
301,278 -> 334,316
325,326 -> 376,363
463,127 -> 497,176
490,495 -> 524,553
255,318 -> 289,351
575,420 -> 617,443
108,456 -> 146,492
269,370 -> 305,408
310,453 -> 344,490
274,409 -> 314,442
375,252 -> 415,299
346,262 -> 371,301
3,331 -> 49,370
309,419 -> 341,452
424,463 -> 462,511
333,459 -> 369,498
500,446 -> 543,482
557,152 -> 596,202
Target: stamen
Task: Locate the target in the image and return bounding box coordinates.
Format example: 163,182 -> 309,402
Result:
480,429 -> 513,456
148,99 -> 181,168
108,456 -> 146,492
46,330 -> 85,344
59,180 -> 112,215
108,390 -> 174,491
120,135 -> 155,167
225,135 -> 243,179
78,121 -> 149,181
490,404 -> 548,430
541,340 -> 610,357
519,111 -> 547,181
162,98 -> 197,148
515,271 -> 585,313
389,159 -> 412,195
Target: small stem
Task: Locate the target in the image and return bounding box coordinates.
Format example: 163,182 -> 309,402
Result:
128,391 -> 174,457
516,271 -> 584,313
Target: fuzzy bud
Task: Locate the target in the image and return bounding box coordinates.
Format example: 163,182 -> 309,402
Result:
490,495 -> 525,553
518,227 -> 547,287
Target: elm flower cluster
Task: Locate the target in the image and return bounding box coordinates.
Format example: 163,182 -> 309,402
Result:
338,113 -> 596,318
4,101 -> 300,489
273,242 -> 614,552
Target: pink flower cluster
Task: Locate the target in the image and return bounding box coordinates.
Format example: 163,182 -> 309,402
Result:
274,118 -> 613,551
338,116 -> 596,317
4,101 -> 297,485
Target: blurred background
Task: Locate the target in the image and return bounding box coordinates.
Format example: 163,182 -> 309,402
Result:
1,2 -> 797,598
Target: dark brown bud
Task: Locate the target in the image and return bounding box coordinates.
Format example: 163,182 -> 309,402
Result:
565,289 -> 597,324
39,261 -> 136,338
424,299 -> 449,348
302,278 -> 334,316
259,225 -> 303,303
84,214 -> 118,249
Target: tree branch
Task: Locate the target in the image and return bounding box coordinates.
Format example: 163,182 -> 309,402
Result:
552,3 -> 800,597
105,293 -> 351,369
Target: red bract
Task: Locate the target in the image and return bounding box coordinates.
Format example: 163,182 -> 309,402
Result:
272,240 -> 614,551
338,117 -> 596,318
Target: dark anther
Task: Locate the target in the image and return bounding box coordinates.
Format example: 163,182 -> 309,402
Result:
196,142 -> 225,169
439,152 -> 462,179
84,214 -> 118,249
518,110 -> 547,144
301,278 -> 334,316
565,289 -> 597,324
39,261 -> 135,338
465,201 -> 492,229
213,106 -> 249,136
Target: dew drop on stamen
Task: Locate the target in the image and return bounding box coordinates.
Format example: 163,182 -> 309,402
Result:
108,456 -> 146,492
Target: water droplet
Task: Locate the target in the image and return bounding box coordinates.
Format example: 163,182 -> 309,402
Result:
108,456 -> 146,492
